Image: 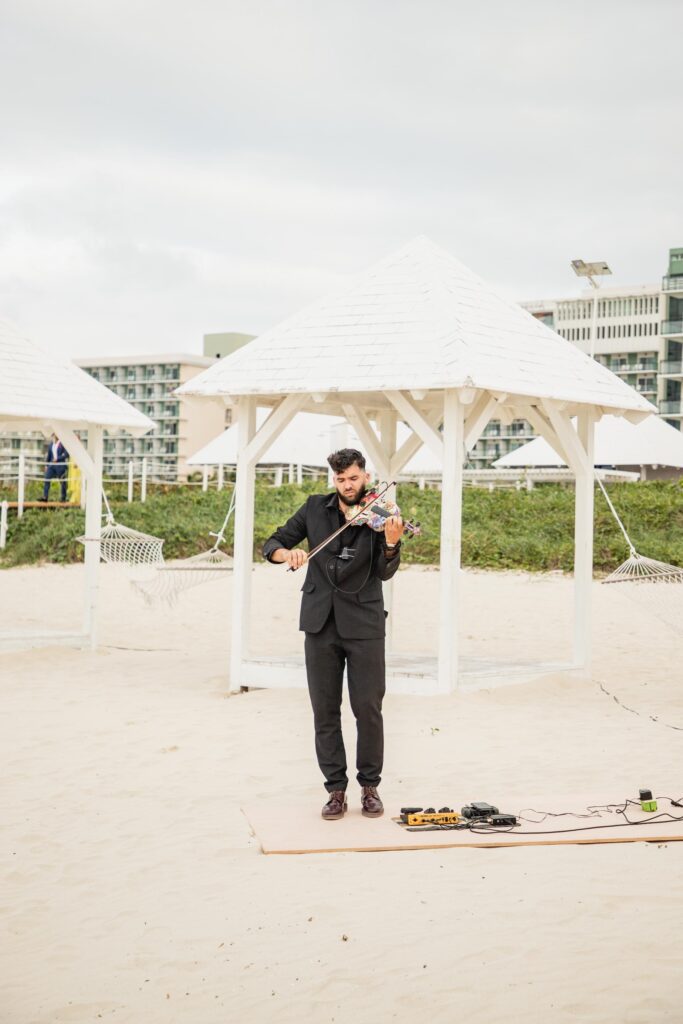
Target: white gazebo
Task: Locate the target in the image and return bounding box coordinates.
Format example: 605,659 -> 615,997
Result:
494,413 -> 683,480
0,319 -> 154,649
177,237 -> 655,694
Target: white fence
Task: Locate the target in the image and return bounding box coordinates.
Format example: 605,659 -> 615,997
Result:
0,454 -> 329,509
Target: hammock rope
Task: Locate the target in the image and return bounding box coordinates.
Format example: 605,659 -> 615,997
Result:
132,489 -> 235,606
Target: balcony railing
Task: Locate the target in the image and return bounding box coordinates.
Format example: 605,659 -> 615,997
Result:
662,276 -> 683,294
660,360 -> 683,376
659,400 -> 683,415
609,364 -> 657,374
661,320 -> 683,336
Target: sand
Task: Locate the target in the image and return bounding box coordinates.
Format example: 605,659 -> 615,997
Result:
1,562 -> 682,1024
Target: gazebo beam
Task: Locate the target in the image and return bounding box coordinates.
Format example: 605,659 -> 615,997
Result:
385,390 -> 444,461
243,394 -> 307,465
389,408 -> 443,477
52,422 -> 96,479
518,404 -> 572,467
543,400 -> 591,475
464,393 -> 498,452
341,403 -> 386,474
438,389 -> 464,693
376,407 -> 397,495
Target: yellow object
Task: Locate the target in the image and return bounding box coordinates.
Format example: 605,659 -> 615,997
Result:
403,811 -> 461,826
67,462 -> 82,504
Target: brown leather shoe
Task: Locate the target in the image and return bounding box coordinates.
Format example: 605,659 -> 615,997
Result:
361,786 -> 384,817
321,790 -> 348,820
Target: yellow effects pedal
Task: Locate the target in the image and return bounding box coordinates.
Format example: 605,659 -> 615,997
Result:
399,807 -> 462,827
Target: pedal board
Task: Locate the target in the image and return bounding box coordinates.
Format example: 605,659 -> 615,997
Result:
399,806 -> 461,827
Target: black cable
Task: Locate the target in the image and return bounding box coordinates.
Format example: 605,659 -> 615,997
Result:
324,528 -> 376,595
469,816 -> 683,837
471,797 -> 683,836
404,797 -> 683,837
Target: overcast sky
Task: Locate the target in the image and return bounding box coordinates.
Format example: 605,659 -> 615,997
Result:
1,0 -> 681,359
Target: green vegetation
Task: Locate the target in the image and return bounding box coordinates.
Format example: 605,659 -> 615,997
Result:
1,480 -> 682,574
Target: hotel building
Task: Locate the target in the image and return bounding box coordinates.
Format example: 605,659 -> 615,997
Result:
76,354 -> 227,481
467,247 -> 682,469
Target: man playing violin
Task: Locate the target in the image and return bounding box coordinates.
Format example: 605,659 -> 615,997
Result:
263,448 -> 404,820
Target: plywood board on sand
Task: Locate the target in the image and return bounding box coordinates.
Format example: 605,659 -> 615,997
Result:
243,797 -> 683,855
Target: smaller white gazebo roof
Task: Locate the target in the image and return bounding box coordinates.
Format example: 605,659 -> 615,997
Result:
493,414 -> 683,469
0,319 -> 154,435
0,318 -> 154,654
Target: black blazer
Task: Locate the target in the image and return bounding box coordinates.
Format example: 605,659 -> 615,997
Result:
263,492 -> 401,638
46,442 -> 69,464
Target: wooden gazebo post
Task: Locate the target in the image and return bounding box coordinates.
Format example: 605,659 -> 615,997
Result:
54,422 -> 104,649
229,394 -> 307,689
437,389 -> 465,693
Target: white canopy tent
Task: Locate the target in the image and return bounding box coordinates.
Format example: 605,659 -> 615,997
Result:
188,411 -> 334,476
187,411 -> 441,481
494,414 -> 683,478
0,319 -> 154,649
177,237 -> 655,695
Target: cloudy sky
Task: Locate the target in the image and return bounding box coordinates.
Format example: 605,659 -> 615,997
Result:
1,0 -> 681,359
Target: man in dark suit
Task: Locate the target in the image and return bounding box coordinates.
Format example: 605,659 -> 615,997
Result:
41,434 -> 69,502
263,448 -> 404,821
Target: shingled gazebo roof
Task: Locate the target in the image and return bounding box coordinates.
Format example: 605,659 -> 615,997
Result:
0,319 -> 154,435
177,236 -> 656,418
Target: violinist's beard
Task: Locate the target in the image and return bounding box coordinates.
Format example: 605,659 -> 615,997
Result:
337,484 -> 367,508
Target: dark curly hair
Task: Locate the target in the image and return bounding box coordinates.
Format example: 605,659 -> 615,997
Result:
327,448 -> 366,473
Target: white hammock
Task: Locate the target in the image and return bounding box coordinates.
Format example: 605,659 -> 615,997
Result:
132,490 -> 235,606
76,491 -> 164,568
597,477 -> 683,585
597,476 -> 683,633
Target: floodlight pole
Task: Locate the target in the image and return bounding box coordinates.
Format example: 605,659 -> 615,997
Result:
571,259 -> 612,360
588,279 -> 599,361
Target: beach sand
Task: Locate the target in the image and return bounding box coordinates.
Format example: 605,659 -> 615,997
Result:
1,562 -> 682,1023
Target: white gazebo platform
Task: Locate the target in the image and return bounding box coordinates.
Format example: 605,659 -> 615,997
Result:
239,651 -> 575,695
177,236 -> 657,695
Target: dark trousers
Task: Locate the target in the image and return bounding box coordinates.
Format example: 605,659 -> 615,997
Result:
304,612 -> 386,793
43,464 -> 67,501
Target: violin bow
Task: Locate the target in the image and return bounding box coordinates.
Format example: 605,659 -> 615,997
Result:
286,480 -> 396,572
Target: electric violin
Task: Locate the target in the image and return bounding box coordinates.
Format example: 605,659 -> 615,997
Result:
286,481 -> 421,572
343,489 -> 422,538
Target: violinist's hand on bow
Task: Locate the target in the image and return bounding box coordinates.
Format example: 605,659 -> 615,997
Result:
277,547 -> 308,571
384,516 -> 404,547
